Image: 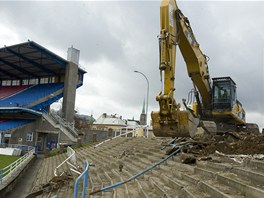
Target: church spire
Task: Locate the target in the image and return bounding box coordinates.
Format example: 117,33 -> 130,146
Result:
142,98 -> 146,114
140,98 -> 146,125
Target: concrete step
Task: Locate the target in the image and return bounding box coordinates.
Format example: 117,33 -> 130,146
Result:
30,137 -> 264,198
149,176 -> 175,198
245,159 -> 264,173
121,161 -> 161,197
217,173 -> 264,198
151,163 -> 213,198
193,167 -> 254,197
123,146 -> 214,198
163,160 -> 245,198
103,170 -> 128,198
121,169 -> 151,198
89,170 -> 104,193
231,166 -> 264,188
192,168 -> 244,198
197,160 -> 264,189
198,162 -> 264,193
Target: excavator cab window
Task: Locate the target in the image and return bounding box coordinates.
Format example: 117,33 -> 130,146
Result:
212,77 -> 236,110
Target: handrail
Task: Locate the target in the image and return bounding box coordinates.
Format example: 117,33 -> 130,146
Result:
74,160 -> 89,198
94,125 -> 148,148
54,146 -> 76,176
89,146 -> 182,195
43,111 -> 79,138
0,146 -> 35,184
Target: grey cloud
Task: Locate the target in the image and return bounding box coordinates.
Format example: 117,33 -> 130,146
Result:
0,1 -> 263,128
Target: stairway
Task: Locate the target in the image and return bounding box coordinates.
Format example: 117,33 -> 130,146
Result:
29,137 -> 264,198
42,112 -> 79,143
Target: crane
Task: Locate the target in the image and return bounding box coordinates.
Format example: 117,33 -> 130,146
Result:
151,0 -> 259,138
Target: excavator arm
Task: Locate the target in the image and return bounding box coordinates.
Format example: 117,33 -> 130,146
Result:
151,0 -> 202,137
175,8 -> 212,113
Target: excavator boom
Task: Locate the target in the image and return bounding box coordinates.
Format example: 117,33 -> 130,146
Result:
151,0 -> 200,137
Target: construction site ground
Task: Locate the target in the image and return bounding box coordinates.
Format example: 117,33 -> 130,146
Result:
10,132 -> 264,198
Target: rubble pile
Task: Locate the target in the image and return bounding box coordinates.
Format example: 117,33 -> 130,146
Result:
175,132 -> 264,157
202,132 -> 264,155
112,148 -> 137,159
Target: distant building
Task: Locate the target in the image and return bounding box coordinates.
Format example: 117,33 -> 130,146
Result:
91,113 -> 126,131
126,117 -> 140,128
86,100 -> 150,142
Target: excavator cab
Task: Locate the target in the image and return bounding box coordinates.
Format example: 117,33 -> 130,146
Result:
212,77 -> 236,111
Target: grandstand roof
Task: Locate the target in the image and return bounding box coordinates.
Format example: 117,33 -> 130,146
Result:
0,41 -> 86,80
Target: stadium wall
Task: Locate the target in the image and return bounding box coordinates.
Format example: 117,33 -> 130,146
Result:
7,118 -> 75,152
7,118 -> 56,152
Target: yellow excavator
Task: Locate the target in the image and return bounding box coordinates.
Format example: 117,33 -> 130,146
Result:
151,0 -> 259,138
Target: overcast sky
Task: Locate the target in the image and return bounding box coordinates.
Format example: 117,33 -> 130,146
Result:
0,0 -> 263,129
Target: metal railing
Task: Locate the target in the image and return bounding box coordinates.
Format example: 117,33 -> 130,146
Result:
43,111 -> 79,138
74,160 -> 89,198
54,146 -> 77,176
0,146 -> 35,184
51,111 -> 79,133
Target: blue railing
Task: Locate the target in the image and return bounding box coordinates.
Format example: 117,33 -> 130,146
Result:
74,160 -> 89,198
161,137 -> 177,150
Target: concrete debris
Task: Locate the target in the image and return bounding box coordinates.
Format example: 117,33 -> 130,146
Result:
215,151 -> 264,163
112,149 -> 136,159
119,164 -> 124,172
172,132 -> 264,157
165,146 -> 178,155
202,132 -> 264,155
180,153 -> 196,164
26,175 -> 73,198
198,156 -> 212,161
161,131 -> 264,164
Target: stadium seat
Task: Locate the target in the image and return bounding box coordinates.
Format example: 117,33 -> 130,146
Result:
0,119 -> 33,131
0,83 -> 64,108
0,85 -> 29,99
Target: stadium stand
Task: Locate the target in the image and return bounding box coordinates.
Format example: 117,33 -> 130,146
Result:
0,119 -> 33,131
0,83 -> 64,108
0,85 -> 29,99
0,41 -> 86,148
0,41 -> 86,197
28,137 -> 264,198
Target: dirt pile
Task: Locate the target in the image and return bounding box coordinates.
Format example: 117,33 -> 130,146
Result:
202,132 -> 264,155
177,132 -> 264,156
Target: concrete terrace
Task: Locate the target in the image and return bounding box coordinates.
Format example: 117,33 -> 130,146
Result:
26,137 -> 264,198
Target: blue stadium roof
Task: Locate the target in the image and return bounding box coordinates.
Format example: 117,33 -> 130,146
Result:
0,40 -> 86,80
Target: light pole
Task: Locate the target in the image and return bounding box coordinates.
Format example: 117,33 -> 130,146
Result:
134,70 -> 149,127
